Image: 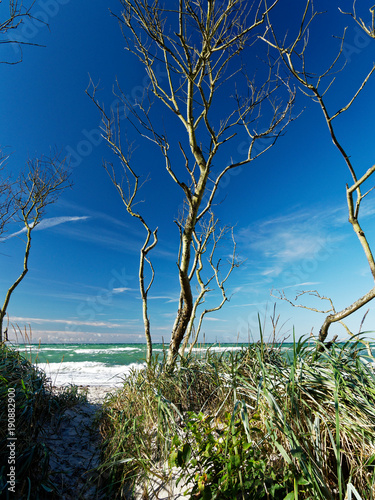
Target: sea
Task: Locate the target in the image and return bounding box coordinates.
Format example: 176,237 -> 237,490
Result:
12,341 -> 375,387
17,343 -> 247,387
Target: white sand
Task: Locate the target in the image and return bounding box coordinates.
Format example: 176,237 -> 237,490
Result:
49,385 -> 192,499
52,384 -> 118,404
85,385 -> 118,404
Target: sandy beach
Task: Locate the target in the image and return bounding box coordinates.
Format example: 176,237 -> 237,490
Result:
37,385 -> 118,499
45,384 -> 191,499
80,385 -> 118,404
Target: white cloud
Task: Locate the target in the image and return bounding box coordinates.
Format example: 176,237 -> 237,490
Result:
112,287 -> 137,294
56,199 -> 131,229
250,228 -> 329,263
146,295 -> 180,303
1,216 -> 90,240
34,216 -> 90,231
333,197 -> 375,225
204,317 -> 226,322
283,281 -> 321,289
260,266 -> 283,277
9,316 -> 128,328
230,302 -> 267,307
239,205 -> 344,266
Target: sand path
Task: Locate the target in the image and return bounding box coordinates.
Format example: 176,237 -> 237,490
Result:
39,386 -> 115,499
40,386 -> 191,499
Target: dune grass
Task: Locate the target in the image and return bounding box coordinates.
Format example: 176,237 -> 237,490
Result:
2,330 -> 375,499
97,333 -> 375,499
0,342 -> 88,499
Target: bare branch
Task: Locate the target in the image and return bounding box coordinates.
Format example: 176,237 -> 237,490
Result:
331,64 -> 375,121
0,1 -> 47,64
86,79 -> 158,363
180,216 -> 242,357
339,2 -> 375,39
271,289 -> 335,314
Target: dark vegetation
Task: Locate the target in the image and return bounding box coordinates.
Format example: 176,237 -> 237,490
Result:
0,343 -> 87,499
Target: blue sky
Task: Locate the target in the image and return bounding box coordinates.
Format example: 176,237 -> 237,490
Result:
1,0 -> 375,344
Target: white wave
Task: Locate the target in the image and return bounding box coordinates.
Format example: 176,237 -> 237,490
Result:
36,361 -> 146,387
74,347 -> 142,354
105,347 -> 143,351
191,346 -> 243,353
36,347 -> 74,351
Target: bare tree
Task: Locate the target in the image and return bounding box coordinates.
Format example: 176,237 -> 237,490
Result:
262,1 -> 375,344
88,0 -> 295,368
0,2 -> 67,342
0,0 -> 41,229
0,154 -> 70,341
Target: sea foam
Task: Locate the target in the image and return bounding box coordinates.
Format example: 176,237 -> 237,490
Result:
37,361 -> 145,387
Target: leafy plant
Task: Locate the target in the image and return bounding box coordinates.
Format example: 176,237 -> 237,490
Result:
169,408 -> 295,499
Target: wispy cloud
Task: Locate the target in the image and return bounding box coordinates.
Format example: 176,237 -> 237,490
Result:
34,216 -> 90,231
259,266 -> 284,277
57,222 -> 176,259
204,317 -> 226,322
112,287 -> 138,294
238,205 -> 345,268
333,197 -> 375,225
9,316 -> 132,329
283,281 -> 321,289
10,329 -> 144,344
19,285 -> 140,303
1,216 -> 90,240
230,302 -> 268,308
55,199 -> 176,259
56,199 -> 132,229
146,295 -> 180,303
249,227 -> 327,263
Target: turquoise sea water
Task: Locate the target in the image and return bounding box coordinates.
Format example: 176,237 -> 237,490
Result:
13,341 -> 375,387
18,343 -> 248,386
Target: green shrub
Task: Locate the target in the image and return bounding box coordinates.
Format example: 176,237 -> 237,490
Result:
169,409 -> 295,499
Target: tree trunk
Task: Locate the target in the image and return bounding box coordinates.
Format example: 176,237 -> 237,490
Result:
0,226 -> 31,343
0,312 -> 4,343
166,227 -> 194,368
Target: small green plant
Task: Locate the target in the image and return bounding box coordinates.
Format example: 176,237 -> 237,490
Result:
169,408 -> 295,499
53,384 -> 88,407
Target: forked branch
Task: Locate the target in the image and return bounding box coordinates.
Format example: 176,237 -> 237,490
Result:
180,216 -> 241,357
